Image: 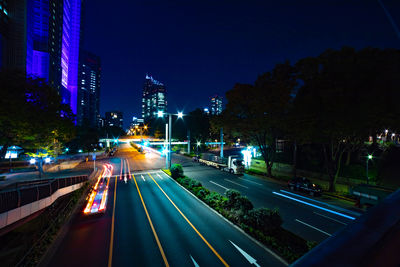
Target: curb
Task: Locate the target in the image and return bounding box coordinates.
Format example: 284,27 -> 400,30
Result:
323,192 -> 356,203
160,170 -> 289,266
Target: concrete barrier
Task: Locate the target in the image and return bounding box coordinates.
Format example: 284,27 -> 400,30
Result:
45,160 -> 82,172
0,182 -> 85,229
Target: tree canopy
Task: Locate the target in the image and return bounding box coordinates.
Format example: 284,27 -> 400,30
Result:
216,47 -> 400,190
0,70 -> 75,158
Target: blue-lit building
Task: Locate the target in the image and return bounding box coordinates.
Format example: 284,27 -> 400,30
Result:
26,0 -> 82,114
77,50 -> 101,127
0,0 -> 82,117
142,74 -> 167,120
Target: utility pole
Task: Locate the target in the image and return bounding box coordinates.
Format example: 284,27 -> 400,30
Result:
220,128 -> 224,158
187,130 -> 190,154
165,123 -> 169,169
168,114 -> 172,169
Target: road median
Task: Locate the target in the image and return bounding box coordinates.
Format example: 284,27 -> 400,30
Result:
163,165 -> 316,264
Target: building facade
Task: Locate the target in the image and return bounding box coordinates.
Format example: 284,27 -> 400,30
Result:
77,50 -> 101,127
105,111 -> 123,129
142,74 -> 167,120
0,0 -> 82,117
210,95 -> 223,115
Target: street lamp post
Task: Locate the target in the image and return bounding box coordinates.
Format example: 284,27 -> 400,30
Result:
366,154 -> 373,184
158,111 -> 184,169
168,113 -> 172,168
197,141 -> 201,155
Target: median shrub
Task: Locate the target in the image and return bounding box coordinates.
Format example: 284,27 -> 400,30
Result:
193,187 -> 210,200
170,164 -> 184,179
225,189 -> 253,213
204,192 -> 228,209
247,208 -> 283,234
225,189 -> 242,208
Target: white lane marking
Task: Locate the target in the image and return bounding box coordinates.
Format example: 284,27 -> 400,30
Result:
190,255 -> 200,267
314,212 -> 347,225
210,181 -> 230,191
272,191 -> 356,220
239,178 -> 263,186
141,175 -> 145,181
280,189 -> 361,217
229,240 -> 260,267
224,179 -> 249,189
295,219 -> 332,236
131,171 -> 162,176
157,173 -> 163,180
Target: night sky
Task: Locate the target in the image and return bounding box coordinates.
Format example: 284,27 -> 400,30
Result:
83,0 -> 400,128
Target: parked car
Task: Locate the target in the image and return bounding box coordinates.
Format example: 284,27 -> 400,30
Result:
288,177 -> 322,196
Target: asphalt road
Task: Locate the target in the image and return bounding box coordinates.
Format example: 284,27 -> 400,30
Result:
43,144 -> 287,267
180,158 -> 362,243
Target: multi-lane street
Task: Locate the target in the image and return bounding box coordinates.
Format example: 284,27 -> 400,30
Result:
182,164 -> 361,243
43,144 -> 287,266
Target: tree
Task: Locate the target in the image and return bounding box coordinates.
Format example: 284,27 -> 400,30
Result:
293,47 -> 400,191
219,62 -> 296,176
187,108 -> 211,141
0,70 -> 75,159
68,120 -> 100,153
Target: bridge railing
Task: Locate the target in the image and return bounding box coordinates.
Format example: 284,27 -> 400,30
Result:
0,175 -> 88,214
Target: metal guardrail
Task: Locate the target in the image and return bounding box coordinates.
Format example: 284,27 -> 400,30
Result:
0,175 -> 88,214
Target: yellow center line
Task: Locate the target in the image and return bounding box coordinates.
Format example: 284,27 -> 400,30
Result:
131,172 -> 169,267
108,166 -> 118,267
148,173 -> 229,267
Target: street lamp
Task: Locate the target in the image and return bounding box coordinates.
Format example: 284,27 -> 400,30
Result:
196,141 -> 201,155
157,110 -> 184,169
366,154 -> 373,184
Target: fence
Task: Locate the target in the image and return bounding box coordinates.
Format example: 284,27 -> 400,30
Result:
0,175 -> 88,214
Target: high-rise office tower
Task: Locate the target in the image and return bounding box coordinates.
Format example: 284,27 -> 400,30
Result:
105,111 -> 123,129
142,74 -> 167,120
210,95 -> 223,115
1,0 -> 82,117
77,50 -> 101,127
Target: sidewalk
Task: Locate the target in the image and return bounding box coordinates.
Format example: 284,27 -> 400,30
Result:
0,159 -> 102,190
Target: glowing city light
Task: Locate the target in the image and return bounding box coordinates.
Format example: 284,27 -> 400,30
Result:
29,158 -> 36,164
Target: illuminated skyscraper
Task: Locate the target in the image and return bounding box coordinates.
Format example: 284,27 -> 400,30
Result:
2,0 -> 82,117
142,74 -> 167,120
77,50 -> 101,127
210,95 -> 223,115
